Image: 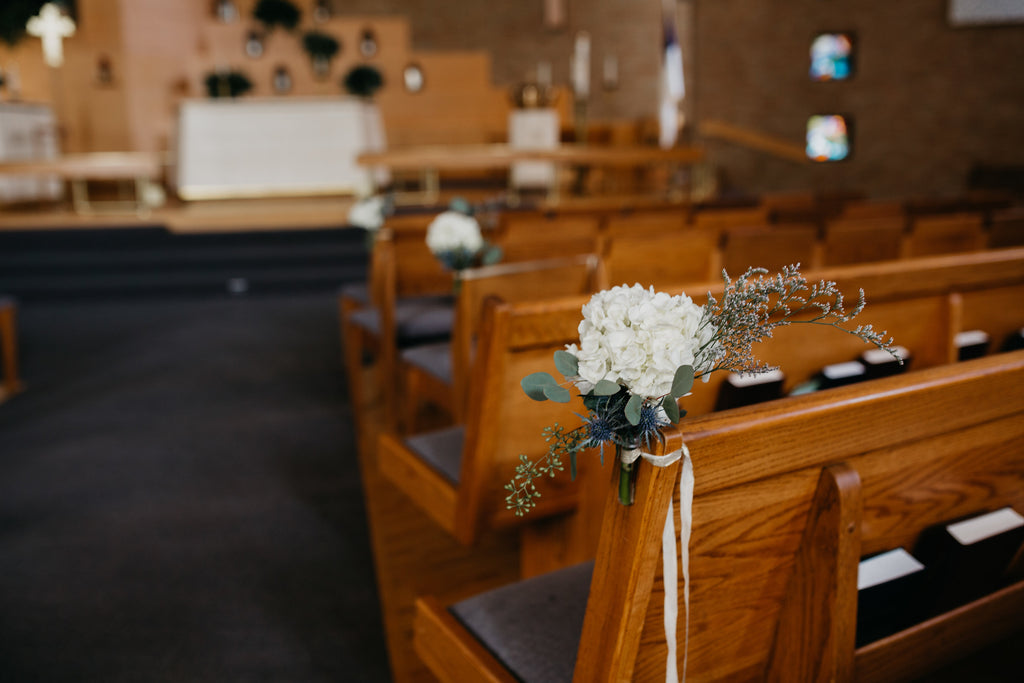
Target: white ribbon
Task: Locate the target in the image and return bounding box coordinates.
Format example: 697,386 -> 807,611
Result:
621,444 -> 693,683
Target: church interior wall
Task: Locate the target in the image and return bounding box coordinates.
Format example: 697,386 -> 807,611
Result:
1,0 -> 1021,200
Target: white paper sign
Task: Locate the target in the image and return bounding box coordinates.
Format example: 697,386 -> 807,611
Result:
858,548 -> 925,591
947,507 -> 1024,546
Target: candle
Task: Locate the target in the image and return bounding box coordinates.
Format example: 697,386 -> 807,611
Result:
537,61 -> 552,89
572,31 -> 590,98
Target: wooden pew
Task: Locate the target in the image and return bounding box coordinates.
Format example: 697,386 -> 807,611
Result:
0,296 -> 22,401
378,294 -> 598,545
415,351 -> 1024,682
340,225 -> 455,434
602,208 -> 690,237
382,247 -> 1024,541
689,204 -> 769,231
494,212 -> 602,262
720,223 -> 822,274
365,248 -> 1024,681
597,230 -> 721,290
987,206 -> 1024,249
903,212 -> 986,258
401,254 -> 601,428
682,248 -> 1024,417
821,216 -> 905,266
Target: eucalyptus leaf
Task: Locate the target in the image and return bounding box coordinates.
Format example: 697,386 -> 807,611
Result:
671,365 -> 695,398
593,379 -> 620,396
570,451 -> 577,480
543,384 -> 571,403
662,396 -> 680,424
625,394 -> 644,425
448,197 -> 473,215
481,245 -> 503,266
553,349 -> 579,378
521,372 -> 557,401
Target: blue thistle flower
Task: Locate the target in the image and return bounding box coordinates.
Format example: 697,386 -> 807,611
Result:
584,413 -> 615,445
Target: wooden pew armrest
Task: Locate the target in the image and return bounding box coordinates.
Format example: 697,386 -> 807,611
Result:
377,432 -> 459,536
414,596 -> 519,683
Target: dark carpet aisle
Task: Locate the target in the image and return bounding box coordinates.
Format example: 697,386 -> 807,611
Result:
0,293 -> 391,682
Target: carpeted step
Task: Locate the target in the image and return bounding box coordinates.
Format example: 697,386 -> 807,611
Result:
0,225 -> 370,300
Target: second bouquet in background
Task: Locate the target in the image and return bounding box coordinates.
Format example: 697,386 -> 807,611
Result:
425,209 -> 502,289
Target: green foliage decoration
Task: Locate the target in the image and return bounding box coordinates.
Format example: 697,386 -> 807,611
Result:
204,70 -> 253,98
342,64 -> 384,98
253,0 -> 301,32
302,30 -> 339,60
0,0 -> 47,47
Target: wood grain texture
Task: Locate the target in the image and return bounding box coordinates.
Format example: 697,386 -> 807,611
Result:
766,464 -> 862,683
447,254 -> 600,420
622,352 -> 1024,680
573,429 -> 684,683
414,597 -> 520,683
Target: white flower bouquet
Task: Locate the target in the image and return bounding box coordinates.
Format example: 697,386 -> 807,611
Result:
508,265 -> 899,511
347,195 -> 388,232
426,210 -> 502,277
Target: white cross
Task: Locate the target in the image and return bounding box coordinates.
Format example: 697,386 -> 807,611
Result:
27,4 -> 76,68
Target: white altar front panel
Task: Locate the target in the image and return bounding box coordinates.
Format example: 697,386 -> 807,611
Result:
0,103 -> 62,203
175,97 -> 387,200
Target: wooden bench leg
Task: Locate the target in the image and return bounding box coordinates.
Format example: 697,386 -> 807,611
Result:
1,300 -> 23,398
70,178 -> 92,215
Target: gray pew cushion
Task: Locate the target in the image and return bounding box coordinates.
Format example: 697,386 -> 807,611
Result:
348,294 -> 454,347
450,560 -> 593,683
404,424 -> 464,484
338,282 -> 370,306
400,341 -> 453,384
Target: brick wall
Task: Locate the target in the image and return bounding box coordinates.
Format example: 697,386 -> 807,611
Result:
695,0 -> 1024,199
333,0 -> 1024,199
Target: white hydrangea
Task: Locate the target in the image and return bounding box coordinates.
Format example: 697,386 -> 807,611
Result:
564,284 -> 717,398
425,211 -> 484,255
347,195 -> 386,231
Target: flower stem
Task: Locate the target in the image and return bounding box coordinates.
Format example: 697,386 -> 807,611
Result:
617,447 -> 636,506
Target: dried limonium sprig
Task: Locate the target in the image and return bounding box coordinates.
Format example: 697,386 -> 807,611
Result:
505,265 -> 898,516
695,264 -> 900,377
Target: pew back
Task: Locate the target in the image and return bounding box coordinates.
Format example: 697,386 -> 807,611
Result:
721,223 -> 821,275
598,230 -> 721,291
821,216 -> 905,266
682,248 -> 1024,416
495,213 -> 602,262
577,351 -> 1024,682
903,212 -> 986,258
449,254 -> 601,419
603,209 -> 689,237
379,294 -> 602,544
